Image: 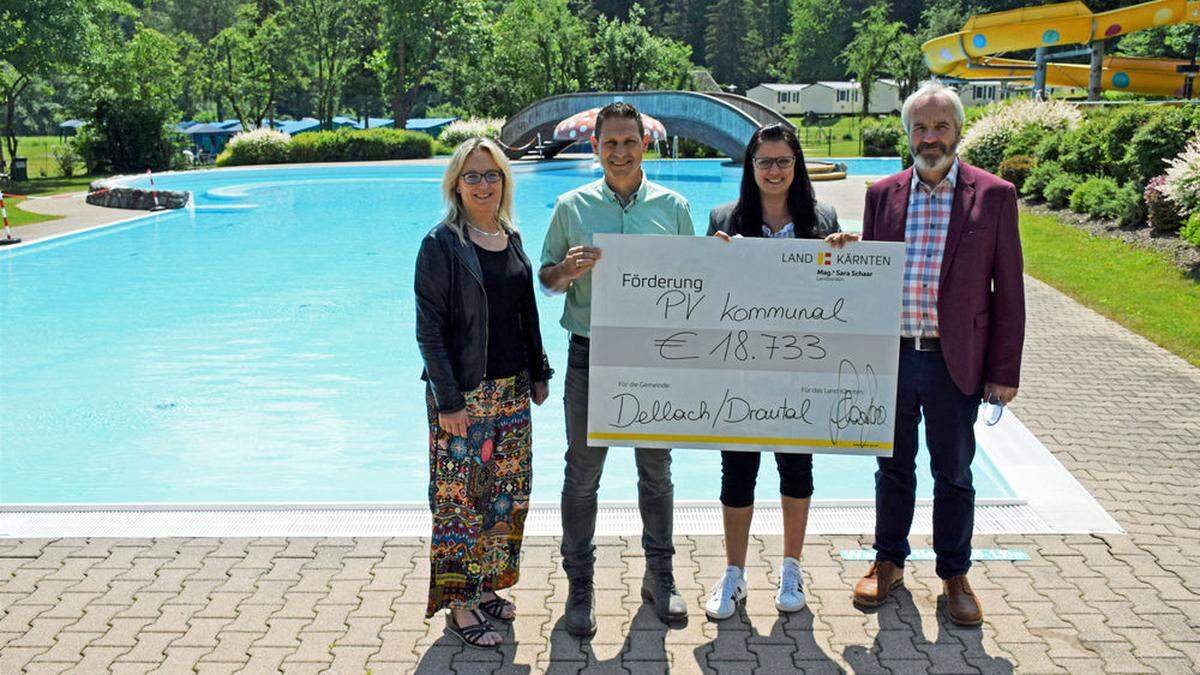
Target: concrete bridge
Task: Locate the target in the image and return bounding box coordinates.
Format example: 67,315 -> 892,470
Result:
500,91 -> 793,162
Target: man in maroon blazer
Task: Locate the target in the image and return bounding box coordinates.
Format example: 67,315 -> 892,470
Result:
850,82 -> 1025,626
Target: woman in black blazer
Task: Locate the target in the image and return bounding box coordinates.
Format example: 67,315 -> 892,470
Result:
703,124 -> 858,621
415,137 -> 552,649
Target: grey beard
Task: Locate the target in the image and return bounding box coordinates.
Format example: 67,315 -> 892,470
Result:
912,148 -> 956,174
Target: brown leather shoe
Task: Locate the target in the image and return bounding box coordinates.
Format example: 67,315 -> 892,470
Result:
944,575 -> 983,626
853,561 -> 904,609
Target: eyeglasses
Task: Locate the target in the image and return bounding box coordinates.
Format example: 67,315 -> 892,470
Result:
461,170 -> 503,185
752,156 -> 796,171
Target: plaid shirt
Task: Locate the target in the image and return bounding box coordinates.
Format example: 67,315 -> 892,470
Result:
902,160 -> 958,338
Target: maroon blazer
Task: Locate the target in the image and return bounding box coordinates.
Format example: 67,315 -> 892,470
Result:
863,161 -> 1025,395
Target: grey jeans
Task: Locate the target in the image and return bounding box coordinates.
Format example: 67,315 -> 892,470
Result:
560,338 -> 676,579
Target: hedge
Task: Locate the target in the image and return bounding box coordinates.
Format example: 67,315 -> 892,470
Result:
217,128 -> 433,166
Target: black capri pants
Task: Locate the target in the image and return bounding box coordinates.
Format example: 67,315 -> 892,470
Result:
720,450 -> 814,508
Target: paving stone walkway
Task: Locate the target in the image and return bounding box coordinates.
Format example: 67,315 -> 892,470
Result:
3,261 -> 1199,672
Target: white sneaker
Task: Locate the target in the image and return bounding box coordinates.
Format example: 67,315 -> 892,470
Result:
705,565 -> 747,620
776,557 -> 807,612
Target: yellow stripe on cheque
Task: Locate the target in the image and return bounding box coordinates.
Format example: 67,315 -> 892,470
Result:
588,431 -> 892,450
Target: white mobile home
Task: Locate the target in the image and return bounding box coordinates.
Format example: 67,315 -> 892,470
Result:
871,79 -> 903,114
746,83 -> 811,116
957,80 -> 1014,106
808,82 -> 861,115
749,81 -> 902,116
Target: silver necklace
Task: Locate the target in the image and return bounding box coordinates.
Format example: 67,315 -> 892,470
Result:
467,223 -> 503,238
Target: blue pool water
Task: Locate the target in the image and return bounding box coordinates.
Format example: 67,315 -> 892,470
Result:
0,158 -> 1014,504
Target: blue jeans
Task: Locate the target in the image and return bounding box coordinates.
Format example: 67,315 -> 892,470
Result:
874,346 -> 980,580
560,338 -> 675,579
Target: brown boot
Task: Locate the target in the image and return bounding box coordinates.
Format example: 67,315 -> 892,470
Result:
853,561 -> 904,609
944,575 -> 983,626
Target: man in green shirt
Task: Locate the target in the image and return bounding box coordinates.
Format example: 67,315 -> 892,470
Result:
540,102 -> 694,636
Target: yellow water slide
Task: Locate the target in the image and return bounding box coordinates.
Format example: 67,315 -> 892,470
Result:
923,0 -> 1200,97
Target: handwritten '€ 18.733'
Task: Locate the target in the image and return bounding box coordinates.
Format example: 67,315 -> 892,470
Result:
652,330 -> 828,363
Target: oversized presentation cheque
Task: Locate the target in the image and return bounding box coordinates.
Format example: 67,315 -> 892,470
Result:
587,233 -> 906,456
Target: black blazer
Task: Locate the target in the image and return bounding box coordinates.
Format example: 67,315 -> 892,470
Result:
415,223 -> 552,414
706,200 -> 841,239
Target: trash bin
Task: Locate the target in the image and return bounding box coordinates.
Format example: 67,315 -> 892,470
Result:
10,157 -> 27,182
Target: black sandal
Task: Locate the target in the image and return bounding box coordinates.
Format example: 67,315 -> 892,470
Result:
446,610 -> 500,649
479,594 -> 516,622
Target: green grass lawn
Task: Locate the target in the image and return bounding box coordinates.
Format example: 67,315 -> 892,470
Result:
3,136 -> 96,225
3,195 -> 61,227
1020,210 -> 1200,367
9,135 -> 75,179
788,116 -> 873,157
9,174 -> 97,197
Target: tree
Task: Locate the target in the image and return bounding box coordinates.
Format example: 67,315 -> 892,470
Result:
173,31 -> 210,121
781,0 -> 863,82
839,1 -> 903,120
342,1 -> 385,125
372,0 -> 488,128
487,0 -> 592,112
919,0 -> 967,43
166,0 -> 240,43
207,5 -> 292,129
83,26 -> 184,172
755,0 -> 791,82
592,4 -> 693,91
287,0 -> 362,129
704,0 -> 762,91
891,33 -> 928,99
0,0 -> 118,174
1117,24 -> 1200,61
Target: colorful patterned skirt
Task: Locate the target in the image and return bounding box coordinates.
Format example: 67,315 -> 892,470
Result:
425,372 -> 532,617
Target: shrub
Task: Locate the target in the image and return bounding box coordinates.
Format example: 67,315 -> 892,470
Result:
288,128 -> 432,163
998,155 -> 1036,192
1181,211 -> 1200,247
1068,176 -> 1140,221
1160,135 -> 1200,217
1126,107 -> 1194,185
1044,173 -> 1084,209
1145,175 -> 1184,232
861,117 -> 904,157
71,125 -> 106,174
438,118 -> 504,148
1056,123 -> 1107,177
216,128 -> 292,166
960,98 -> 1082,173
1002,124 -> 1047,160
342,128 -> 432,161
1034,130 -> 1066,163
1100,106 -> 1156,181
51,144 -> 81,177
1022,159 -> 1061,201
86,99 -> 180,173
675,137 -> 721,158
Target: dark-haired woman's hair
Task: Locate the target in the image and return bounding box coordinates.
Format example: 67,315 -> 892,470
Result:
729,124 -> 819,238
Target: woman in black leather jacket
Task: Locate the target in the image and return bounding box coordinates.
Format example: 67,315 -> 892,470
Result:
414,137 -> 551,649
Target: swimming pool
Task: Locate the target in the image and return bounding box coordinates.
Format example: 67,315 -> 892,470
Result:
1,158 -> 1018,505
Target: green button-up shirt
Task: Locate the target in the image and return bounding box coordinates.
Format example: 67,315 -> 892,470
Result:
540,176 -> 694,337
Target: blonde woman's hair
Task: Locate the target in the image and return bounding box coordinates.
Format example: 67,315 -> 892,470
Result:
440,137 -> 516,243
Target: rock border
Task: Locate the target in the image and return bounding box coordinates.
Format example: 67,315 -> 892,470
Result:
86,176 -> 189,211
